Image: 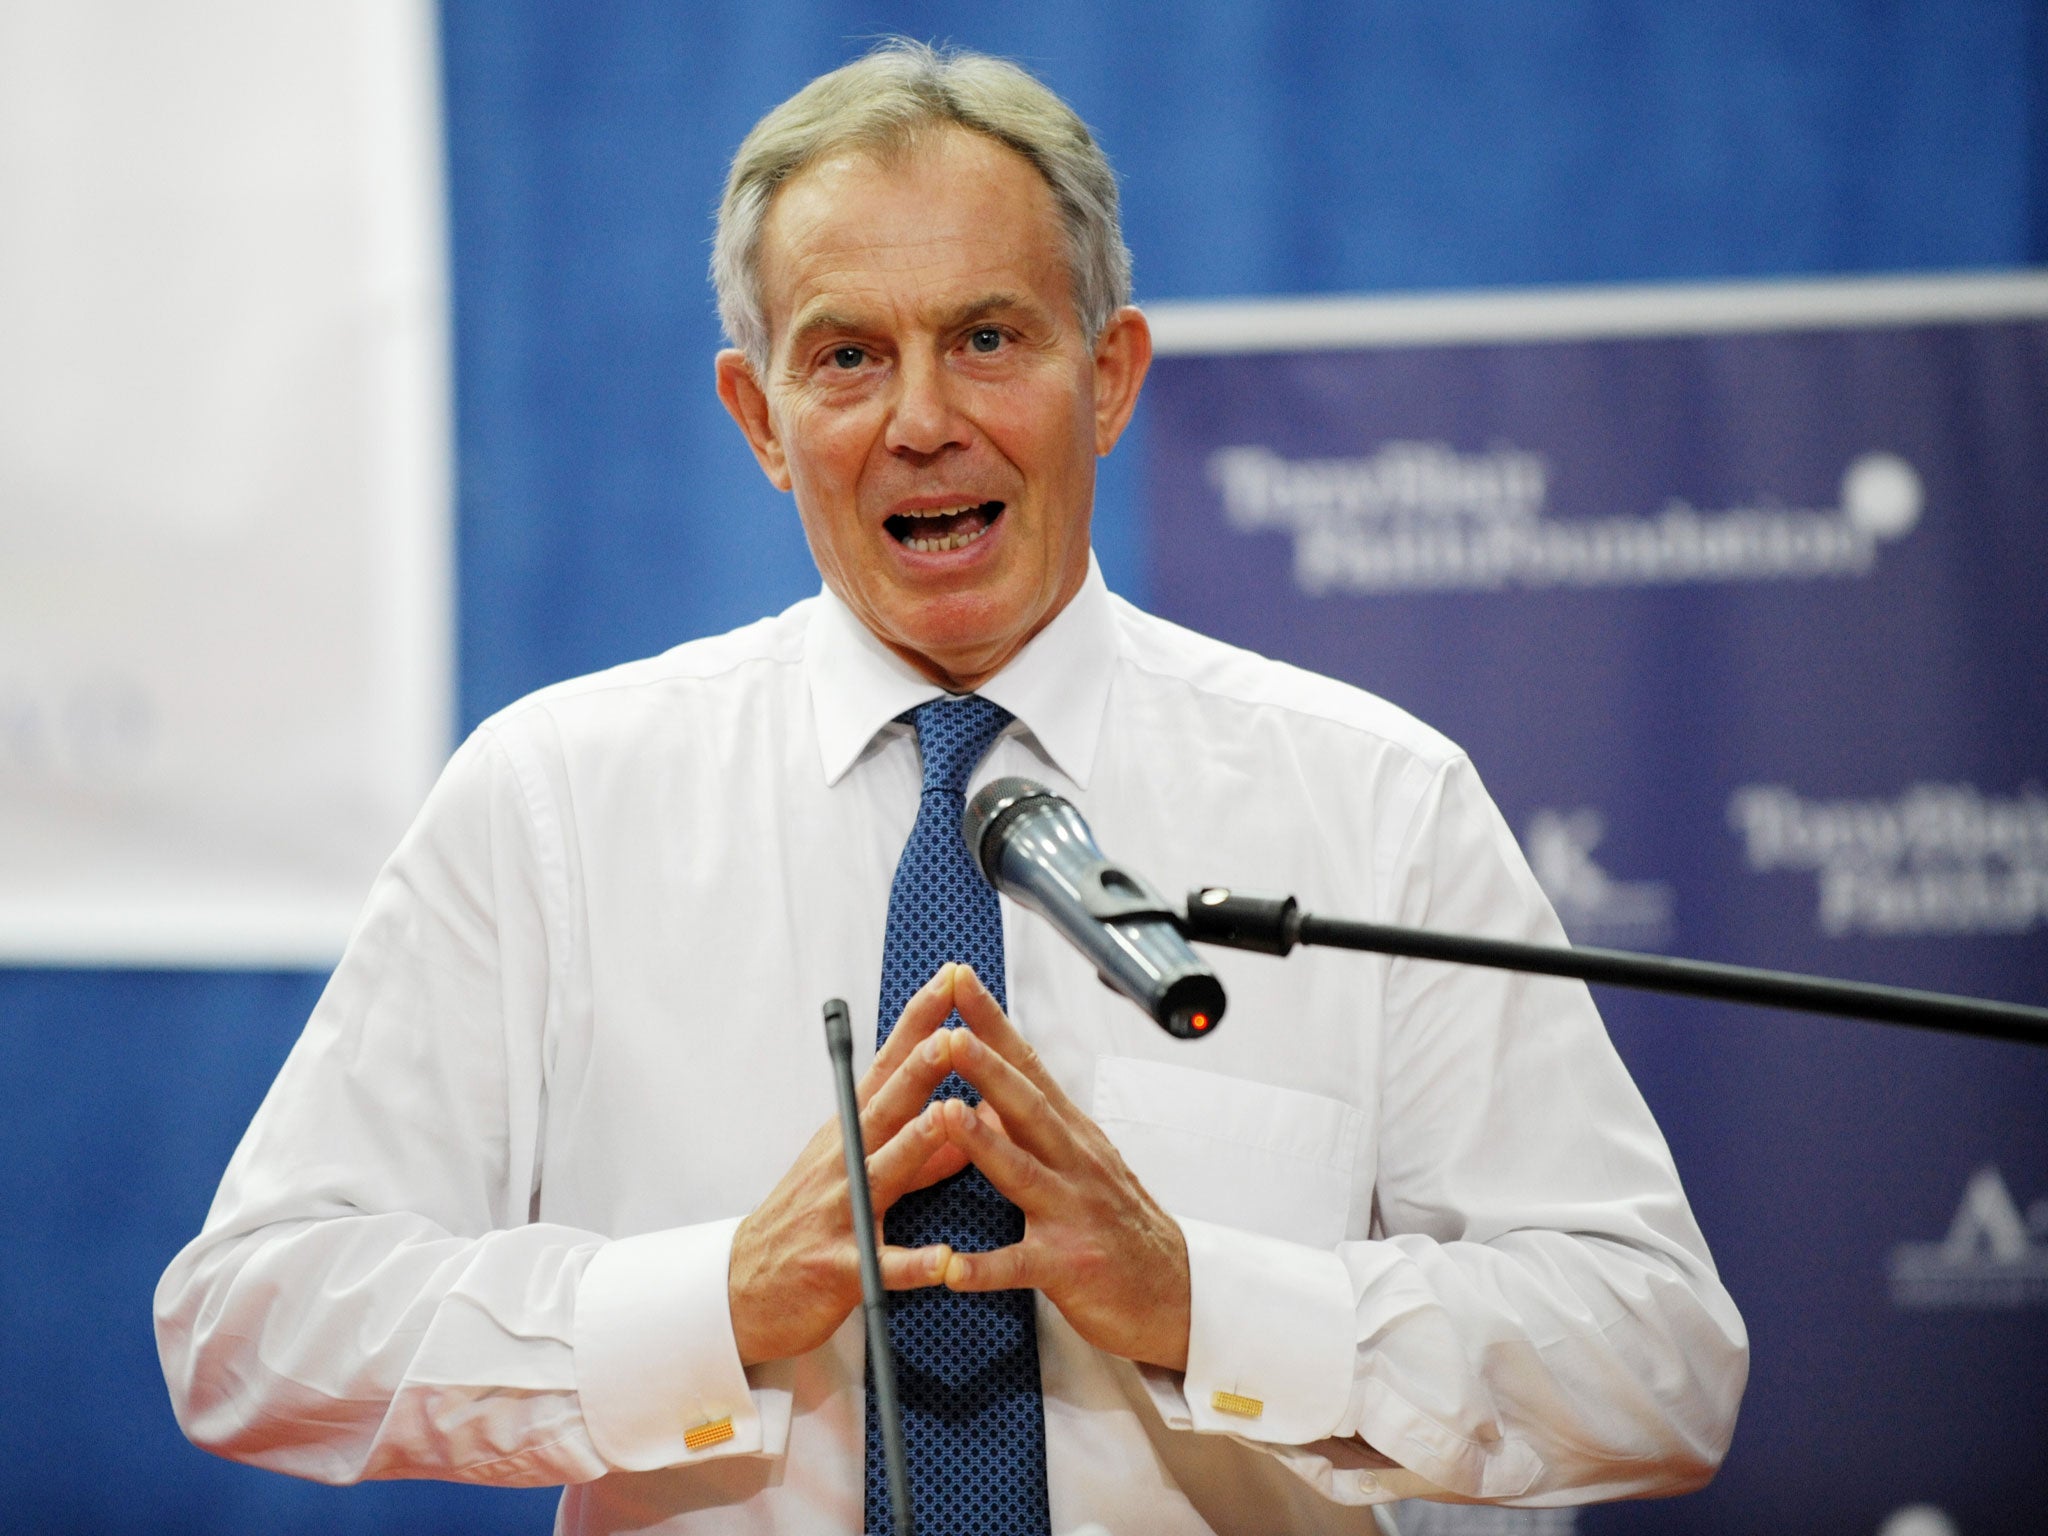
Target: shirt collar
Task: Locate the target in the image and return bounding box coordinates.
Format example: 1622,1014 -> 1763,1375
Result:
804,553 -> 1117,790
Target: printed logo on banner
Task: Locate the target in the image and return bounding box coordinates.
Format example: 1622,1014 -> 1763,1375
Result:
1523,808 -> 1674,948
1889,1166 -> 2048,1310
1727,783 -> 2048,937
1207,442 -> 1922,595
0,672 -> 155,789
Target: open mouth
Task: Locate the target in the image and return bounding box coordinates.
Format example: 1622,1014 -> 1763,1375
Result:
885,501 -> 1004,553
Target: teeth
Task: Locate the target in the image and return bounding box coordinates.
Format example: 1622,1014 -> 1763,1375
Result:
896,501 -> 997,553
905,520 -> 993,553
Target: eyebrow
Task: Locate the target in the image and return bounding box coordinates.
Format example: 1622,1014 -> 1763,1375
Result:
944,293 -> 1032,329
784,309 -> 867,357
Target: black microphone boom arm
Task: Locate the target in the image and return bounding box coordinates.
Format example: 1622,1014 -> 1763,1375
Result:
1182,886 -> 2048,1049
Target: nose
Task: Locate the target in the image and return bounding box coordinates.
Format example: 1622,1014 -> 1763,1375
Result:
883,351 -> 968,459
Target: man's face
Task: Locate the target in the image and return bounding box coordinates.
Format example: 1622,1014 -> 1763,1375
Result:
716,129 -> 1150,691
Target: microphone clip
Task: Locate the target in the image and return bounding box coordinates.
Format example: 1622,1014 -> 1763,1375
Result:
1181,887 -> 1304,955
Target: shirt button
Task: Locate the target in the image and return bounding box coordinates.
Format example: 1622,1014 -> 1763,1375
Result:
1355,1472 -> 1379,1495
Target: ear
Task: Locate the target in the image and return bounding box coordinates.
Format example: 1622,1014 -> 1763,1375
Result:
715,349 -> 792,491
1089,305 -> 1154,457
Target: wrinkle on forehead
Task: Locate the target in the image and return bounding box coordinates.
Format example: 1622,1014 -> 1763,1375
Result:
756,130 -> 1073,355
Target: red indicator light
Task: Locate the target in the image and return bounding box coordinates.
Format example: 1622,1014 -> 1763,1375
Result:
1191,1014 -> 1211,1032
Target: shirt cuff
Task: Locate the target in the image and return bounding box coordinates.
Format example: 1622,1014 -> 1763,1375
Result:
1172,1214 -> 1354,1444
574,1218 -> 785,1470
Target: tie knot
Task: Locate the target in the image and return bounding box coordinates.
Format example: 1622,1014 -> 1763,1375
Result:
909,694 -> 1012,796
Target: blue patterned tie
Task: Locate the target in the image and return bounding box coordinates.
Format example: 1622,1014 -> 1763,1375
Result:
865,694 -> 1051,1536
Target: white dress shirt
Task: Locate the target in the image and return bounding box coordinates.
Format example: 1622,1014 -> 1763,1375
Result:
155,560 -> 1747,1533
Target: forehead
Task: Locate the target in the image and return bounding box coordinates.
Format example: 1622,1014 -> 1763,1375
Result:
755,129 -> 1074,345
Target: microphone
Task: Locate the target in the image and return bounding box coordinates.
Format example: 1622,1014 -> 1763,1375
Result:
820,999 -> 914,1536
962,777 -> 1226,1040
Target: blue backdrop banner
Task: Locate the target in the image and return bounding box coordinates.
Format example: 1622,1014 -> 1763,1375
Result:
1143,273 -> 2048,1536
8,5 -> 2044,1529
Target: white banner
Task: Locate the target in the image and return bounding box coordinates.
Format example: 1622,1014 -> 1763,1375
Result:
0,1 -> 451,965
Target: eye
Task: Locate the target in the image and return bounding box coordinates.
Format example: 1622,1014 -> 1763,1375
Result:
968,327 -> 1004,354
830,345 -> 866,370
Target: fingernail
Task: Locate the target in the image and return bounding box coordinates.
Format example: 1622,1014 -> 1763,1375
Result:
943,1254 -> 969,1287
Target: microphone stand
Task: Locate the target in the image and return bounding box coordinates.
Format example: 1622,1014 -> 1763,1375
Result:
1180,888 -> 2048,1049
822,999 -> 916,1536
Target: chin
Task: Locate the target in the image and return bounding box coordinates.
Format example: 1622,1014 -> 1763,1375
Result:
887,614 -> 1029,687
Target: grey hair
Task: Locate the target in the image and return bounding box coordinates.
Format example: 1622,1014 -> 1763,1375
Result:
711,39 -> 1132,368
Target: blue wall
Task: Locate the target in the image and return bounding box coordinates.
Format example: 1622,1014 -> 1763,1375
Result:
5,3 -> 2043,1530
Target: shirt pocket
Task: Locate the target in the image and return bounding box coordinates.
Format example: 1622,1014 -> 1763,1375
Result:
1093,1056 -> 1363,1251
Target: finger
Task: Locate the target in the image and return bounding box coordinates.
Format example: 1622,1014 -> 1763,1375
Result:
902,1096 -> 1000,1189
865,1099 -> 977,1207
859,964 -> 961,1103
934,1094 -> 1054,1211
859,1027 -> 959,1148
944,1025 -> 1069,1167
861,963 -> 959,1097
900,1140 -> 971,1193
941,1241 -> 1036,1294
880,1243 -> 953,1290
865,1101 -> 947,1203
952,966 -> 1077,1115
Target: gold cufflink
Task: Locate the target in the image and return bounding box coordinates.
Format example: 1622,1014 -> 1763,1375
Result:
684,1416 -> 736,1451
1211,1391 -> 1264,1419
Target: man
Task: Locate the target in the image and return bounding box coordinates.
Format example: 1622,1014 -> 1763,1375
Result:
157,41 -> 1746,1535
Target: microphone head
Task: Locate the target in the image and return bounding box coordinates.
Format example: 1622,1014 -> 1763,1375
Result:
962,776 -> 1063,884
962,774 -> 1228,1040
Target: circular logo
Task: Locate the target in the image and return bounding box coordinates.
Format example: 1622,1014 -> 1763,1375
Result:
1841,452 -> 1923,541
1878,1505 -> 1959,1536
